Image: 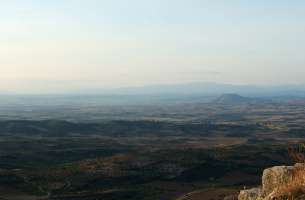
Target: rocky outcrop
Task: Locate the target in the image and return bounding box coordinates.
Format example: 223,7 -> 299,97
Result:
238,163 -> 305,200
262,165 -> 294,197
238,188 -> 262,200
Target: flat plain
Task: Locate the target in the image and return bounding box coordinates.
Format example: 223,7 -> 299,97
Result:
0,94 -> 304,200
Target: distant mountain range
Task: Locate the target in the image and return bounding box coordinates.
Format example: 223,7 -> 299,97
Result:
75,82 -> 305,97
1,82 -> 305,106
3,82 -> 305,98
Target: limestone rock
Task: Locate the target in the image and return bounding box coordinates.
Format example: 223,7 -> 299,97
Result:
238,163 -> 305,200
262,165 -> 294,196
238,188 -> 262,200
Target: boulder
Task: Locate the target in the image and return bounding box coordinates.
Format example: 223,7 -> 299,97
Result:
238,188 -> 262,200
262,165 -> 294,196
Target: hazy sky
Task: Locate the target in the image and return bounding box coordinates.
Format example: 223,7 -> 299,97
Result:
1,0 -> 305,92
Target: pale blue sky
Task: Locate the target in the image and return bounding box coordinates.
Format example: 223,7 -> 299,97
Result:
1,1 -> 305,92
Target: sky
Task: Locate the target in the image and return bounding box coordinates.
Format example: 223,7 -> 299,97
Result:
1,0 -> 305,93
